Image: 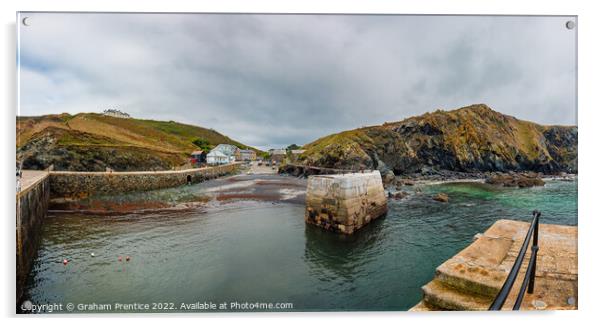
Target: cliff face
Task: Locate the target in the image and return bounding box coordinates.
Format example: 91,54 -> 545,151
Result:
16,113 -> 257,171
300,104 -> 577,174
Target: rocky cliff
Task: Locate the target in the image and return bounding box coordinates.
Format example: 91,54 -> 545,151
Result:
300,104 -> 577,175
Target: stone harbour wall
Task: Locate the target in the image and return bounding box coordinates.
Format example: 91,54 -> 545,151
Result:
16,174 -> 50,302
411,219 -> 578,311
305,171 -> 387,234
49,163 -> 241,199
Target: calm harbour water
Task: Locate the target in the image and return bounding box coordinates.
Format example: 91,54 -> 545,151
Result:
24,175 -> 577,313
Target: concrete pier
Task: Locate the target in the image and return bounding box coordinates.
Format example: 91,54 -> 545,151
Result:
411,219 -> 578,311
16,171 -> 50,302
16,163 -> 241,303
305,171 -> 387,234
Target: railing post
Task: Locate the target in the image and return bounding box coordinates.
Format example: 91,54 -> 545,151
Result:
528,211 -> 540,294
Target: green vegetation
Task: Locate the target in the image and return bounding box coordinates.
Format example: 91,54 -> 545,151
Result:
192,138 -> 212,152
286,144 -> 301,151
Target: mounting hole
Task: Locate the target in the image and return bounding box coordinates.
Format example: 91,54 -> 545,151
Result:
566,20 -> 575,30
22,17 -> 31,26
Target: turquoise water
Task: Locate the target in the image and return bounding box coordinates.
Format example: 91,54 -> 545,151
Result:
23,176 -> 577,313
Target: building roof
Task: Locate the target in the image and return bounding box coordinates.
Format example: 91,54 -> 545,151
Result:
214,144 -> 239,156
239,149 -> 255,153
270,149 -> 286,155
207,150 -> 228,158
191,150 -> 204,155
291,149 -> 306,154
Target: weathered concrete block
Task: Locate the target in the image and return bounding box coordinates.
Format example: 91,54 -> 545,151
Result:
305,171 -> 387,234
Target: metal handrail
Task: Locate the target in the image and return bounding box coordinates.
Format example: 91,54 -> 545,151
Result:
489,210 -> 541,310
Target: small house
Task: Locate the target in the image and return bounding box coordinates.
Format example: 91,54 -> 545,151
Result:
190,150 -> 207,166
269,149 -> 287,164
239,149 -> 257,161
213,144 -> 241,161
207,150 -> 230,165
290,149 -> 306,161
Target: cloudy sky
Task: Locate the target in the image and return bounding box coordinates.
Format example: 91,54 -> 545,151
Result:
18,13 -> 576,150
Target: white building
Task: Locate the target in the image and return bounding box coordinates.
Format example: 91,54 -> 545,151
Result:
213,144 -> 241,160
206,150 -> 231,165
103,109 -> 131,119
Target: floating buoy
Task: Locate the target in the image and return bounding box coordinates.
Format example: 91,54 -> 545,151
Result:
90,253 -> 95,257
118,256 -> 123,262
63,259 -> 68,265
126,256 -> 130,262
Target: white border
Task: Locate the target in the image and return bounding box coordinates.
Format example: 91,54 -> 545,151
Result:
2,1 -> 601,326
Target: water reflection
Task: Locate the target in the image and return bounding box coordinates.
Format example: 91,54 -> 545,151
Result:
303,216 -> 387,281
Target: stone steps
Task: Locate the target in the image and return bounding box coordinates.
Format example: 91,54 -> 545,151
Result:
410,219 -> 578,311
421,279 -> 493,311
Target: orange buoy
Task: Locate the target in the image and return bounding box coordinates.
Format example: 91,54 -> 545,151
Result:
63,259 -> 68,265
118,256 -> 122,262
126,256 -> 130,262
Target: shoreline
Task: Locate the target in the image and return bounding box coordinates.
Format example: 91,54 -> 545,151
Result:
403,175 -> 577,186
45,169 -> 578,215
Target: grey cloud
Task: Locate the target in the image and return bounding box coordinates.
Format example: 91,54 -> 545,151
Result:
18,13 -> 577,149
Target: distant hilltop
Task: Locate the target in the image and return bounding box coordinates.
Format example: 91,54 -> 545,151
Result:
16,113 -> 259,171
299,104 -> 577,174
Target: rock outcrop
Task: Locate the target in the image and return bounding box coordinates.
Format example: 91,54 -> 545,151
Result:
299,104 -> 577,175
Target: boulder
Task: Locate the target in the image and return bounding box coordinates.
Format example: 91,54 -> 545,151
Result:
388,191 -> 408,200
382,170 -> 395,185
433,193 -> 449,202
485,173 -> 545,188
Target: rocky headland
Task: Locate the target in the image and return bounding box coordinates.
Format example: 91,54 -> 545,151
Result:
295,104 -> 577,184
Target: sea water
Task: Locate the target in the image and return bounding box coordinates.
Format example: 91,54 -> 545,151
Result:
24,176 -> 577,312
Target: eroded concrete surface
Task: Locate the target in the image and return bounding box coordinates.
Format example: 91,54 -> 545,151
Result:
411,219 -> 577,311
305,171 -> 387,234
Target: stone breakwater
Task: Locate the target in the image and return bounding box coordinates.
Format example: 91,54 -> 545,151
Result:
16,163 -> 240,305
279,164 -> 357,177
49,163 -> 241,199
305,171 -> 387,234
16,172 -> 50,302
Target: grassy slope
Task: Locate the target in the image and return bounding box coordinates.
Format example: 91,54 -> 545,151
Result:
16,113 -> 260,170
18,113 -> 257,151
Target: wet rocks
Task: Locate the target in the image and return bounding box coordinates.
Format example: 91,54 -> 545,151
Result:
485,173 -> 545,188
433,193 -> 449,202
382,170 -> 396,185
388,191 -> 409,200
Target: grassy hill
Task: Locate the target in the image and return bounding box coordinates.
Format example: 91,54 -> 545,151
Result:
300,104 -> 577,174
16,113 -> 259,171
